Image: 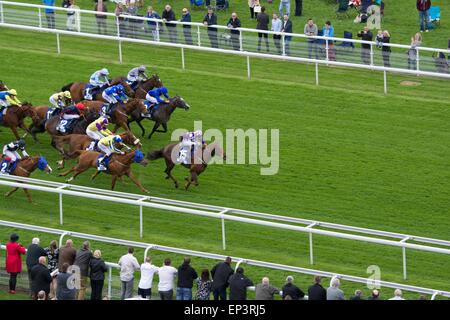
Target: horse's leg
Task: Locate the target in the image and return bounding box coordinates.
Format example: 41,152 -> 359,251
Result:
111,175 -> 118,190
164,160 -> 178,188
126,171 -> 149,193
5,187 -> 19,198
148,122 -> 161,139
23,188 -> 33,203
156,122 -> 168,133
91,170 -> 101,180
10,126 -> 20,140
137,119 -> 146,137
112,123 -> 120,133
58,167 -> 76,177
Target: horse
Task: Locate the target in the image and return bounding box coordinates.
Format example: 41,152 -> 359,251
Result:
61,80 -> 134,103
111,74 -> 163,99
0,80 -> 8,91
129,96 -> 190,139
52,131 -> 142,169
2,156 -> 53,202
147,142 -> 226,190
58,149 -> 149,193
45,109 -> 100,138
0,102 -> 40,140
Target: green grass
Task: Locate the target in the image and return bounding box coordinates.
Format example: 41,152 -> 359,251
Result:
0,7 -> 449,300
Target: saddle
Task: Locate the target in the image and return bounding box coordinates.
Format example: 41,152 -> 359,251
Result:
56,118 -> 77,135
86,140 -> 100,152
143,101 -> 158,119
0,158 -> 19,175
46,107 -> 62,121
0,106 -> 6,124
101,103 -> 116,117
84,84 -> 105,100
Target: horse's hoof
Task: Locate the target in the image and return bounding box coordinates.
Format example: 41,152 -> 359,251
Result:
174,183 -> 179,189
143,189 -> 150,194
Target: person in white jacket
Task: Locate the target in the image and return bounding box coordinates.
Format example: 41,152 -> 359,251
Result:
118,247 -> 140,300
138,256 -> 159,299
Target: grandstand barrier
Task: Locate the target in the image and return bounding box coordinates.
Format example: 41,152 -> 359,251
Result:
0,221 -> 449,299
2,1 -> 450,94
0,175 -> 449,282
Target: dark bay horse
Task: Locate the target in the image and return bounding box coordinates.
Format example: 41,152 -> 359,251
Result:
1,103 -> 40,139
129,96 -> 190,138
148,142 -> 226,190
61,80 -> 134,103
3,155 -> 53,202
111,74 -> 163,99
58,149 -> 149,193
52,131 -> 142,169
45,110 -> 99,138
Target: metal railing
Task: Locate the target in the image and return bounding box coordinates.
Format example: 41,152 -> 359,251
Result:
0,175 -> 449,283
1,1 -> 450,94
0,220 -> 448,299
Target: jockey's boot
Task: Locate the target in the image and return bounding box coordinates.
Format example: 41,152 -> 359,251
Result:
84,87 -> 93,100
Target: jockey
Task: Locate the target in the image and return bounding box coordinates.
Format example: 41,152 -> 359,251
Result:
145,86 -> 169,108
177,130 -> 204,164
97,135 -> 125,170
102,84 -> 129,106
1,139 -> 29,174
85,68 -> 110,99
49,91 -> 72,109
126,65 -> 148,87
0,89 -> 21,108
60,103 -> 86,120
86,116 -> 112,141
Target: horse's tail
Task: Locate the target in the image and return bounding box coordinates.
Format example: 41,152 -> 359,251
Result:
147,149 -> 164,161
61,82 -> 74,92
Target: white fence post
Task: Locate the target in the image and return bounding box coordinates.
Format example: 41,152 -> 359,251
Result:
156,21 -> 160,42
181,47 -> 185,70
59,193 -> 63,224
315,62 -> 319,85
107,266 -> 112,299
220,210 -> 227,250
58,232 -> 69,247
401,237 -> 410,280
306,223 -> 316,265
38,7 -> 42,28
197,25 -> 201,46
247,55 -> 250,80
0,2 -> 4,24
416,48 -> 420,73
383,70 -> 387,95
239,29 -> 243,51
56,32 -> 61,54
325,39 -> 329,64
370,43 -> 374,67
282,34 -> 286,56
76,8 -> 80,32
116,16 -> 122,63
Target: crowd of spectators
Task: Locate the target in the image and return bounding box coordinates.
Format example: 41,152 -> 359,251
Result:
2,233 -> 423,300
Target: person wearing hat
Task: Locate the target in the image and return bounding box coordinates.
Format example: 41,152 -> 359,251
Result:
0,89 -> 21,108
49,91 -> 72,109
126,65 -> 148,89
85,68 -> 110,100
5,233 -> 26,294
57,103 -> 86,133
1,139 -> 29,174
97,134 -> 125,170
86,116 -> 113,141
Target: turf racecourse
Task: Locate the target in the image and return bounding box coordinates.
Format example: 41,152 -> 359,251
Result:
0,25 -> 449,300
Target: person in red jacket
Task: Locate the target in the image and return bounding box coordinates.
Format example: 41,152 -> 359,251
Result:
5,233 -> 26,294
416,0 -> 431,32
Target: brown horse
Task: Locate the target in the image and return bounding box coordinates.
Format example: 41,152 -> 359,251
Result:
52,131 -> 142,169
58,149 -> 149,193
1,102 -> 40,139
3,155 -> 53,202
45,109 -> 99,138
147,142 -> 226,190
61,80 -> 134,103
111,74 -> 163,99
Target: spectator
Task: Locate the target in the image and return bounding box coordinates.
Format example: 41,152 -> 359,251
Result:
195,269 -> 212,300
281,275 -> 305,300
408,32 -> 422,70
308,276 -> 327,300
323,20 -> 335,61
176,257 -> 198,300
256,6 -> 270,52
158,258 -> 177,300
271,13 -> 282,54
56,262 -> 76,300
380,30 -> 391,67
254,0 -> 261,19
94,0 -> 108,35
304,18 -> 318,59
138,256 -> 159,299
44,240 -> 59,299
62,0 -> 70,9
203,7 -> 218,49
357,25 -> 373,64
389,288 -> 405,300
350,289 -> 364,300
74,240 -> 92,300
255,277 -> 279,300
227,13 -> 242,51
180,8 -> 193,46
43,0 -> 56,29
248,0 -> 256,19
89,249 -> 107,300
279,0 -> 290,18
118,247 -> 140,300
26,237 -> 46,295
416,0 -> 431,33
58,239 -> 76,270
126,0 -> 138,16
211,256 -> 234,300
295,0 -> 303,16
5,233 -> 26,294
146,6 -> 161,41
162,4 -> 177,43
228,267 -> 254,300
66,0 -> 78,31
367,289 -> 380,300
115,2 -> 126,37
281,14 -> 292,55
327,276 -> 345,300
37,290 -> 46,300
31,256 -> 52,300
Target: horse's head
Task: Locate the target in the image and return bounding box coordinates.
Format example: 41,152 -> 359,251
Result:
37,156 -> 53,174
20,102 -> 40,124
204,143 -> 226,163
120,131 -> 142,149
142,74 -> 163,90
171,96 -> 190,111
133,150 -> 148,167
121,80 -> 135,98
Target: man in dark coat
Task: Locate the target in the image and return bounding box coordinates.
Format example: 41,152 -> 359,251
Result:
74,240 -> 93,300
180,8 -> 193,46
26,238 -> 46,294
256,6 -> 270,52
282,276 -> 305,300
211,256 -> 234,300
295,0 -> 303,16
227,12 -> 242,51
357,25 -> 373,64
416,0 -> 431,32
58,239 -> 77,270
228,267 -> 253,300
31,256 -> 52,300
176,257 -> 198,300
162,4 -> 177,43
281,14 -> 293,55
307,276 -> 327,300
203,7 -> 218,48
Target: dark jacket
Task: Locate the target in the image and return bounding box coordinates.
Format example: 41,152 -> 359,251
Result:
416,0 -> 431,12
227,18 -> 241,35
26,244 -> 46,270
177,262 -> 198,289
308,283 -> 327,300
357,30 -> 373,49
31,263 -> 52,294
56,272 -> 76,300
211,262 -> 234,290
162,9 -> 176,28
58,245 -> 77,270
350,294 -> 363,300
89,257 -> 108,281
256,12 -> 269,30
228,273 -> 254,300
282,283 -> 305,300
255,283 -> 279,300
181,13 -> 191,29
282,20 -> 293,39
74,248 -> 93,277
94,2 -> 107,19
382,36 -> 391,52
203,13 -> 217,32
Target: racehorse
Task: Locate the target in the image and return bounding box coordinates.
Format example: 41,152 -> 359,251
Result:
147,142 -> 226,190
27,105 -> 64,143
52,131 -> 142,169
128,96 -> 190,139
61,79 -> 134,103
45,109 -> 99,138
58,150 -> 149,193
2,156 -> 53,202
0,102 -> 40,140
111,74 -> 163,99
0,80 -> 8,91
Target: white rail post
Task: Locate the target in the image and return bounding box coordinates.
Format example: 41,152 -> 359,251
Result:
58,232 -> 69,247
137,197 -> 148,239
38,7 -> 42,28
116,16 -> 122,64
315,63 -> 319,85
156,21 -> 160,42
325,39 -> 329,65
306,223 -> 317,265
57,186 -> 65,225
197,25 -> 201,46
370,43 -> 374,67
431,291 -> 439,300
144,245 -> 154,259
234,259 -> 245,271
220,210 -> 228,250
76,9 -> 80,32
282,34 -> 286,56
239,29 -> 243,51
0,2 -> 4,24
181,47 -> 185,70
401,237 -> 410,280
247,56 -> 251,80
107,266 -> 112,299
56,33 -> 61,54
383,70 -> 387,95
